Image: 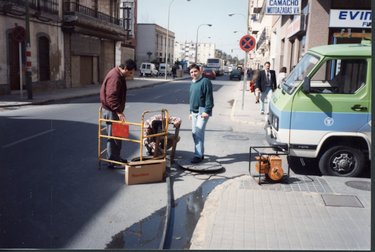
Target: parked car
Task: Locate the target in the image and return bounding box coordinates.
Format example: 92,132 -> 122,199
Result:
140,62 -> 158,77
202,68 -> 216,80
229,69 -> 242,80
158,63 -> 171,76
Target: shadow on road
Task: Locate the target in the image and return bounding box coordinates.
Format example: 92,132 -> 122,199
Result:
0,116 -> 141,248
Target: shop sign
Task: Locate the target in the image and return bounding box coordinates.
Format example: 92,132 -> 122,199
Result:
265,0 -> 301,15
329,9 -> 371,28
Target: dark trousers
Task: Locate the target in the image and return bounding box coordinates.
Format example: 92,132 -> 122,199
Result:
102,108 -> 122,161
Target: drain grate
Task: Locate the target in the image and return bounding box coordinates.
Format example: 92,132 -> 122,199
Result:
321,194 -> 364,208
222,135 -> 249,141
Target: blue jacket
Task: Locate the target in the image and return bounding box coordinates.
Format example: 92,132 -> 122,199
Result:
189,76 -> 214,115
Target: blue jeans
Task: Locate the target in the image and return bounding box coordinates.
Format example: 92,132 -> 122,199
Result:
102,108 -> 122,161
191,110 -> 209,158
260,87 -> 272,113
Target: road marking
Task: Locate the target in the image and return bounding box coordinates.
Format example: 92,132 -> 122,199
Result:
2,129 -> 55,149
153,95 -> 163,100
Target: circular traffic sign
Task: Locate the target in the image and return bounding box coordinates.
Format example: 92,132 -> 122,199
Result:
239,35 -> 256,52
13,26 -> 26,42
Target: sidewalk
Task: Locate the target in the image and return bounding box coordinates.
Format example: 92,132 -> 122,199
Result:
189,84 -> 371,250
0,76 -> 188,108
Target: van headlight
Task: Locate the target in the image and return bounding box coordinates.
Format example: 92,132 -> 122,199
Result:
272,114 -> 279,131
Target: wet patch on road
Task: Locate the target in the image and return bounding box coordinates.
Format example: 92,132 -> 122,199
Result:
105,178 -> 226,250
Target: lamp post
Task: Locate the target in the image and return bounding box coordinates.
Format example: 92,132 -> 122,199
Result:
165,0 -> 191,79
25,0 -> 32,99
228,12 -> 249,110
195,23 -> 212,63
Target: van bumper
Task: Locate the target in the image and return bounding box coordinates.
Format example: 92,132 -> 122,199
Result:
265,124 -> 289,151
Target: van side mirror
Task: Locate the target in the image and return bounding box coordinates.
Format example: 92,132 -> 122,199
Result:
303,76 -> 310,93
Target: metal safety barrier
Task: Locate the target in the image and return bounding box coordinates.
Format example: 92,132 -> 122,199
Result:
98,106 -> 169,168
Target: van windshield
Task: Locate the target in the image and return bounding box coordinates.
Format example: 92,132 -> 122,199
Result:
282,53 -> 319,94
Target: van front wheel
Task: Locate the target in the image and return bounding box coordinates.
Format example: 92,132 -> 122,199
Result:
319,145 -> 365,177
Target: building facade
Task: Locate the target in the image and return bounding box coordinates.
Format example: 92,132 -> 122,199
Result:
136,23 -> 175,67
62,0 -> 136,87
197,42 -> 215,64
0,0 -> 136,96
173,40 -> 216,65
249,0 -> 371,75
0,0 -> 62,95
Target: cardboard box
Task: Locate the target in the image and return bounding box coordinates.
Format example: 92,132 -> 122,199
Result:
125,159 -> 166,185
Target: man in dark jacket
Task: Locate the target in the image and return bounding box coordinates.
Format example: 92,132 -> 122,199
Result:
255,61 -> 277,114
100,59 -> 136,167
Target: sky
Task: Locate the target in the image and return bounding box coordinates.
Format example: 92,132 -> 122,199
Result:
137,0 -> 249,58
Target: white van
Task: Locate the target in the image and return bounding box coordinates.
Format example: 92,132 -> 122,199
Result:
140,63 -> 158,77
158,63 -> 171,76
266,41 -> 371,177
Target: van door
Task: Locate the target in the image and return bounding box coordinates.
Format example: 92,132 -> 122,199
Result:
289,58 -> 370,155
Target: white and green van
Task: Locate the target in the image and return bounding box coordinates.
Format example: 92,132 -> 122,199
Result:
266,40 -> 371,177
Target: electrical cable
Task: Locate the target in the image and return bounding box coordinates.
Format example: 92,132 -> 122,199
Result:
159,168 -> 174,249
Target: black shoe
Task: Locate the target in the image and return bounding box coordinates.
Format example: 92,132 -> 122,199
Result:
191,156 -> 203,164
107,163 -> 124,169
107,158 -> 127,169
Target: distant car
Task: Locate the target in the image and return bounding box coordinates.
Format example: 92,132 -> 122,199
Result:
140,62 -> 158,77
202,68 -> 216,80
158,63 -> 172,76
229,69 -> 242,80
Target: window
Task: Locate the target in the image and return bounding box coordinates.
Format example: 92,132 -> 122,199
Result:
310,59 -> 367,94
282,53 -> 319,94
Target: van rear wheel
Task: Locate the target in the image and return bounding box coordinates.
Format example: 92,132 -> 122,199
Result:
319,145 -> 365,177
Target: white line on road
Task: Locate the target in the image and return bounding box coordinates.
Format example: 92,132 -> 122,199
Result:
2,129 -> 55,149
153,95 -> 163,100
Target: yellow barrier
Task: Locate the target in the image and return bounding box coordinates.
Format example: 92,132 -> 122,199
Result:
98,107 -> 169,168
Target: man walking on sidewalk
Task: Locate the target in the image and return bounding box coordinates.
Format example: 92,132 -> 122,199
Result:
255,61 -> 277,114
100,59 -> 136,168
188,64 -> 214,164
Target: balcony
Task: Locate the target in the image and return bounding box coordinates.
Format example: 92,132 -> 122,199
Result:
0,0 -> 58,22
62,1 -> 132,41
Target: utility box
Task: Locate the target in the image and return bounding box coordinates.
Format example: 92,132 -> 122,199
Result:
176,69 -> 183,77
125,159 -> 166,185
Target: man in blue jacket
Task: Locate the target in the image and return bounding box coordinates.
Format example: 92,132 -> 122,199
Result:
188,64 -> 214,164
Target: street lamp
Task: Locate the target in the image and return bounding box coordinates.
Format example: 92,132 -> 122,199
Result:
228,11 -> 249,109
165,0 -> 191,79
195,23 -> 212,63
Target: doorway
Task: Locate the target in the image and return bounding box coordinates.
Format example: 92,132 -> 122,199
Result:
38,36 -> 50,81
8,31 -> 25,91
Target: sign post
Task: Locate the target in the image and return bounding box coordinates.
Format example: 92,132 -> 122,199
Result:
25,0 -> 32,99
13,26 -> 26,98
239,35 -> 256,109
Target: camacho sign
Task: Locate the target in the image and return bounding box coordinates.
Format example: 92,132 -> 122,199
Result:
265,0 -> 301,15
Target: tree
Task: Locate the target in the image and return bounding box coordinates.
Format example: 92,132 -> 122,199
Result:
147,51 -> 152,62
